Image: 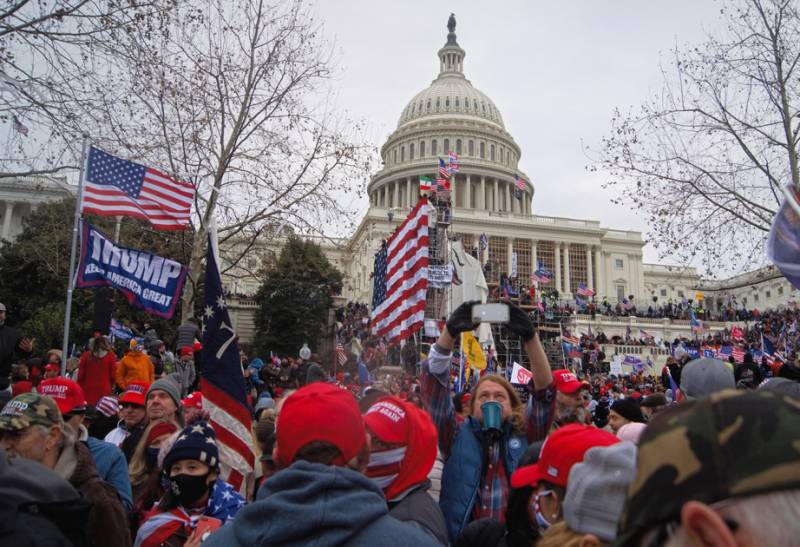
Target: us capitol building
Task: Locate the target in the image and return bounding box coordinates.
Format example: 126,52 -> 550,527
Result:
336,17 -> 647,306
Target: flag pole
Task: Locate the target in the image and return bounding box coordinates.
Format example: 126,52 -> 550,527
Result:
61,134 -> 90,374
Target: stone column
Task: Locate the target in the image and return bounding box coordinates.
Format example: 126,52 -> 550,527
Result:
406,178 -> 412,207
531,239 -> 538,289
392,180 -> 399,208
1,202 -> 12,240
595,247 -> 604,299
586,246 -> 594,290
507,237 -> 514,276
465,174 -> 472,209
480,176 -> 486,209
563,243 -> 571,295
493,179 -> 499,211
451,174 -> 458,207
554,242 -> 562,295
505,181 -> 511,212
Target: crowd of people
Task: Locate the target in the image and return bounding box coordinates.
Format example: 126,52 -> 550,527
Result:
1,297 -> 799,547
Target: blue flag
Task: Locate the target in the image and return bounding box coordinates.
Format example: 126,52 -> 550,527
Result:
762,334 -> 776,356
768,186 -> 800,289
199,230 -> 254,492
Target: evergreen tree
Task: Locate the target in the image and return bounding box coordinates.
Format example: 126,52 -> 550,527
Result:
253,236 -> 342,357
0,198 -> 192,351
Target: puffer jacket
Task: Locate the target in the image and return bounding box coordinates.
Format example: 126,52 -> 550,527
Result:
114,351 -> 154,389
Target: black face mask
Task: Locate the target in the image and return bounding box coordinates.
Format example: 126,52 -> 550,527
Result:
146,447 -> 160,469
170,473 -> 212,506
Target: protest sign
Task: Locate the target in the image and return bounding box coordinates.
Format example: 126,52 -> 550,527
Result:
76,222 -> 187,319
428,264 -> 452,288
510,362 -> 532,385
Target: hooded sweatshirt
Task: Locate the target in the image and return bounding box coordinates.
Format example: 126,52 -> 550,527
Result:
203,460 -> 442,547
115,350 -> 155,389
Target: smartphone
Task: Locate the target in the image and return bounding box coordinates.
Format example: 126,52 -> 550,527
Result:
471,303 -> 509,323
194,516 -> 223,541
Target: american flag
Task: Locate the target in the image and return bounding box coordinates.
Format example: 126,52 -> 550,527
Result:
562,334 -> 580,345
336,342 -> 348,367
531,261 -> 552,283
81,146 -> 194,231
200,230 -> 254,494
639,328 -> 654,340
435,178 -> 451,197
731,346 -> 746,364
514,174 -> 525,199
448,151 -> 459,172
439,158 -> 450,179
577,283 -> 595,298
730,325 -> 745,340
371,197 -> 429,344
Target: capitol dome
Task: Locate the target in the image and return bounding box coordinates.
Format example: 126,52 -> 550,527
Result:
367,17 -> 532,217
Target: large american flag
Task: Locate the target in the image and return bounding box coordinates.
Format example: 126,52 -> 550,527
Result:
200,231 -> 254,494
81,146 -> 194,230
514,175 -> 526,200
371,198 -> 429,344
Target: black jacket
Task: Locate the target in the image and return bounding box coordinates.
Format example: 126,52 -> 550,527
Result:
389,483 -> 449,545
0,323 -> 27,386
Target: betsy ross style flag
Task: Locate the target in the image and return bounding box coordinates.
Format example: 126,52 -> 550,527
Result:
199,229 -> 255,493
81,146 -> 194,230
371,197 -> 429,344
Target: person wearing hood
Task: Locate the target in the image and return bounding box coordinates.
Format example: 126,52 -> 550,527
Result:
0,392 -> 131,547
364,396 -> 448,545
78,334 -> 117,407
116,339 -> 155,390
134,421 -> 245,547
171,347 -> 196,399
203,383 -> 442,547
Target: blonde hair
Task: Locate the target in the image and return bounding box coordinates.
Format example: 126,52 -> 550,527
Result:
538,521 -> 608,547
128,419 -> 177,485
468,374 -> 526,436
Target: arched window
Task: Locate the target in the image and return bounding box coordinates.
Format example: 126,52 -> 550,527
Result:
490,144 -> 495,161
420,141 -> 426,157
500,147 -> 505,163
410,143 -> 415,160
455,97 -> 460,107
411,104 -> 415,115
473,99 -> 478,110
432,139 -> 438,156
456,139 -> 462,155
435,98 -> 440,110
445,97 -> 450,108
426,99 -> 431,111
393,149 -> 397,164
444,139 -> 450,155
480,142 -> 485,159
401,146 -> 405,162
468,140 -> 474,156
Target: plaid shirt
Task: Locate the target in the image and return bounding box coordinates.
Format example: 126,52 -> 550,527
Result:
473,442 -> 508,522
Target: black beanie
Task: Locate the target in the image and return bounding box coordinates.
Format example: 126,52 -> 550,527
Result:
610,398 -> 645,423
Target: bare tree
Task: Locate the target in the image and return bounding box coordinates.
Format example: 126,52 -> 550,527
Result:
0,0 -> 175,177
93,0 -> 373,317
596,0 -> 800,276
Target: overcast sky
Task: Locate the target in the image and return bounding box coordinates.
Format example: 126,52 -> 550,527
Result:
314,0 -> 725,265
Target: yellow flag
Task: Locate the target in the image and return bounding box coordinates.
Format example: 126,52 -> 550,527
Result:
463,331 -> 487,370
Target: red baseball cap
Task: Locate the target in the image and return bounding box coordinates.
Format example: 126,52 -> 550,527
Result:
276,383 -> 366,467
119,381 -> 150,406
180,346 -> 194,358
510,424 -> 619,488
364,397 -> 408,444
38,378 -> 87,415
44,363 -> 60,373
552,369 -> 590,395
182,391 -> 203,409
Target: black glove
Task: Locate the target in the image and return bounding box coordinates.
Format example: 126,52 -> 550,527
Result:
507,303 -> 536,342
445,300 -> 480,337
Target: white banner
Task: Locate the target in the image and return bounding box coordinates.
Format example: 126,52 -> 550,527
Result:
428,264 -> 453,288
510,362 -> 532,385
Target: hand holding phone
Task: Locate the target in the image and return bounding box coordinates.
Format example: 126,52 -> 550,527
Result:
471,303 -> 509,324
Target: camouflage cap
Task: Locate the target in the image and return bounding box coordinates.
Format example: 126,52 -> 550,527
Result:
0,392 -> 63,432
614,389 -> 800,547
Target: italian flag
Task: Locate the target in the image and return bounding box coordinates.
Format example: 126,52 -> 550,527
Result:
419,176 -> 432,192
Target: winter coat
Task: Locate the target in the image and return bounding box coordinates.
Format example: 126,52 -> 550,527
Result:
170,359 -> 195,398
78,350 -> 116,406
175,322 -> 199,352
203,460 -> 442,547
0,446 -> 91,547
114,351 -> 155,389
54,429 -> 131,547
440,418 -> 528,542
388,483 -> 449,545
82,426 -> 133,510
0,323 -> 29,387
